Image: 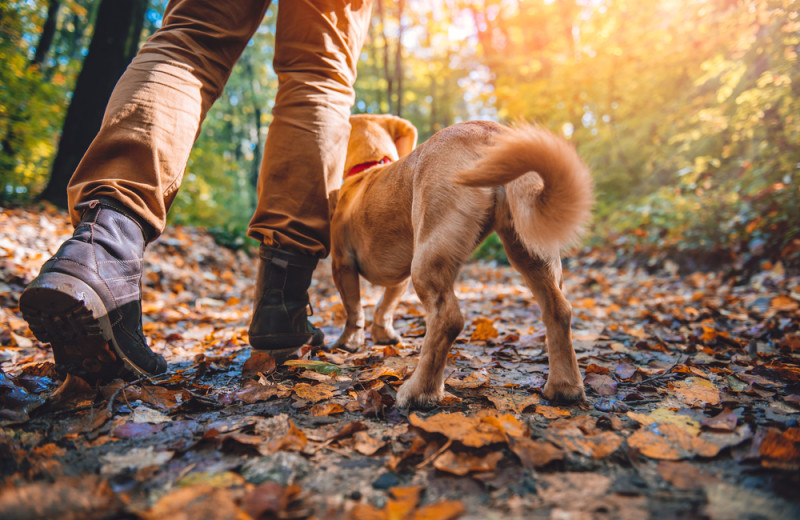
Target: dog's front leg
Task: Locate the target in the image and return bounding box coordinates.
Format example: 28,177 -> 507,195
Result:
331,254 -> 365,352
396,266 -> 464,409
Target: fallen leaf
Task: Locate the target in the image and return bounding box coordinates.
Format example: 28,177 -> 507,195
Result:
584,373 -> 618,396
145,484 -> 246,520
627,423 -> 720,460
266,419 -> 308,453
412,500 -> 466,520
243,350 -> 277,376
232,380 -> 279,404
482,388 -> 539,414
131,405 -> 171,424
470,318 -> 499,341
0,475 -> 123,520
446,370 -> 489,389
310,402 -> 345,416
284,359 -> 343,375
112,422 -> 166,439
433,449 -> 504,476
701,408 -> 738,431
669,377 -> 720,407
657,461 -> 711,490
535,405 -> 571,419
241,482 -> 303,520
354,430 -> 387,455
387,486 -> 424,519
100,446 -> 174,475
507,436 -> 565,469
409,412 -> 506,448
293,382 -> 335,403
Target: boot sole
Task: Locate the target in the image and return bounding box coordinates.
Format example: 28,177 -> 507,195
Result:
19,272 -> 157,383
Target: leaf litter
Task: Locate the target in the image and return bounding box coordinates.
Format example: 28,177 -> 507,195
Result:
1,206 -> 799,519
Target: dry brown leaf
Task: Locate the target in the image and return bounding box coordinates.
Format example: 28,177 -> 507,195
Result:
628,424 -> 720,460
409,412 -> 508,448
657,461 -> 711,490
433,449 -> 504,476
482,388 -> 539,414
293,382 -> 335,403
446,370 -> 489,389
669,377 -> 721,407
507,435 -> 565,469
535,405 -> 571,419
145,484 -> 248,520
759,430 -> 800,462
310,402 -> 345,416
242,350 -> 276,376
266,419 -> 308,453
353,430 -> 387,456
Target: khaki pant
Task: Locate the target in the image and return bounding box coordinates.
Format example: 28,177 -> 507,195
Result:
67,0 -> 372,257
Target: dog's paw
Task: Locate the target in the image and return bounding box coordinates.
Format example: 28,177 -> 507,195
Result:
542,379 -> 586,404
332,329 -> 365,353
396,379 -> 444,409
370,324 -> 402,345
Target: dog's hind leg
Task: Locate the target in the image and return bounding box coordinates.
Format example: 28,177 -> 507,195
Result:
371,279 -> 410,344
497,230 -> 586,403
331,254 -> 365,353
396,249 -> 466,409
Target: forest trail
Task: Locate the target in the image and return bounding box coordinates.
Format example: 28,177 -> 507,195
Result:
1,206 -> 799,519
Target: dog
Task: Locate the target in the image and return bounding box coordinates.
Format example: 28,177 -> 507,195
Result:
329,114 -> 592,409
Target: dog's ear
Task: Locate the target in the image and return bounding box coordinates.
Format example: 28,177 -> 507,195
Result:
381,115 -> 417,157
328,188 -> 340,218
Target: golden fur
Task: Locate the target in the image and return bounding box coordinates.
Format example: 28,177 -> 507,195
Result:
330,114 -> 592,408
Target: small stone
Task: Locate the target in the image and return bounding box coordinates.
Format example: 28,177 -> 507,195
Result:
371,472 -> 400,490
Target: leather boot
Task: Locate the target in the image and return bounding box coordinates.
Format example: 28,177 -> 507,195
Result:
248,245 -> 324,357
19,197 -> 167,382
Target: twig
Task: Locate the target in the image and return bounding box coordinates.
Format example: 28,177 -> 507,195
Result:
107,377 -> 146,414
415,438 -> 453,469
618,357 -> 684,387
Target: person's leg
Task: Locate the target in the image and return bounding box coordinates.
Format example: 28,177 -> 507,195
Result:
68,0 -> 271,234
247,0 -> 373,354
21,0 -> 270,382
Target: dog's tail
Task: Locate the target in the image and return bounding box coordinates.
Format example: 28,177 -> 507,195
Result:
455,124 -> 592,259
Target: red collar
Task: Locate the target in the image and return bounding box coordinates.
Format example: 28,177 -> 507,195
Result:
346,156 -> 392,178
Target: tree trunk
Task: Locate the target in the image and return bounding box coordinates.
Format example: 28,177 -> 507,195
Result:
243,57 -> 263,192
39,0 -> 148,208
394,0 -> 404,117
31,0 -> 62,70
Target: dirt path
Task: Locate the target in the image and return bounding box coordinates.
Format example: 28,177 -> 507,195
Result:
1,206 -> 799,519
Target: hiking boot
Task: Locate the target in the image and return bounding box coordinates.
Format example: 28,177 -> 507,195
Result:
248,245 -> 325,359
19,197 -> 167,383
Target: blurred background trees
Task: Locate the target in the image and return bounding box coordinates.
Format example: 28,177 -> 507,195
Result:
1,0 -> 798,266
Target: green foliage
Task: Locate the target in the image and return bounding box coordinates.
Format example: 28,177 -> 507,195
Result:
472,233 -> 509,265
0,0 -> 71,203
470,0 -> 800,267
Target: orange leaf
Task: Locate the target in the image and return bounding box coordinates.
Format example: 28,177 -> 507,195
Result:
470,318 -> 499,341
293,383 -> 335,403
433,450 -> 503,476
354,431 -> 387,456
409,412 -> 505,448
535,405 -> 571,419
412,500 -> 466,520
310,402 -> 345,416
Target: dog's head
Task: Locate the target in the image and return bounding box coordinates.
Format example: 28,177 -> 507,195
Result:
345,114 -> 418,176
